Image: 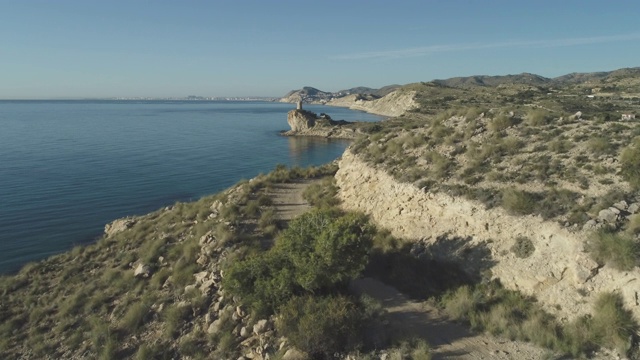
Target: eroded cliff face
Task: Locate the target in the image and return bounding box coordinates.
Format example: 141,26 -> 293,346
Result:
286,109 -> 316,132
336,150 -> 640,320
326,91 -> 417,117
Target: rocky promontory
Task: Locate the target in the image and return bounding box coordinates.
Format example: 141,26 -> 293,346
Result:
282,103 -> 359,139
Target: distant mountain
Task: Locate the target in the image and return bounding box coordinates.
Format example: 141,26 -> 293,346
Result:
432,73 -> 551,88
280,85 -> 401,103
552,67 -> 640,85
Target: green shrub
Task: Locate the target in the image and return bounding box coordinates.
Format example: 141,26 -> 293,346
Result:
425,151 -> 454,179
224,209 -> 373,313
588,230 -> 639,271
511,236 -> 535,258
302,177 -> 340,208
626,214 -> 640,236
443,285 -> 476,320
502,188 -> 537,215
119,299 -> 152,332
591,292 -> 638,355
163,304 -> 191,339
588,137 -> 615,156
527,109 -> 551,126
620,138 -> 640,189
276,295 -> 364,358
488,115 -> 514,132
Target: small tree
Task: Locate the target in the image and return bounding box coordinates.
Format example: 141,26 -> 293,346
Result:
224,209 -> 373,313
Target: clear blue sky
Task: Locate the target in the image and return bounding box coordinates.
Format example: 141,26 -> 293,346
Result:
2,0 -> 639,99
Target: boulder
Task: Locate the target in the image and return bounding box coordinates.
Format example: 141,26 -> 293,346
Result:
613,201 -> 628,211
629,203 -> 640,214
598,208 -> 617,223
207,319 -> 223,335
240,326 -> 249,338
104,218 -> 135,237
253,319 -> 270,335
282,349 -> 307,360
133,263 -> 151,278
287,109 -> 316,132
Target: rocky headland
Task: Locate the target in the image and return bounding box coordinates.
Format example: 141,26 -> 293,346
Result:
282,103 -> 360,139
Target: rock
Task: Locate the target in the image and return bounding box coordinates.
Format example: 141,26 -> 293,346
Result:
133,263 -> 151,278
287,109 -> 316,132
282,349 -> 307,360
572,255 -> 599,284
104,218 -> 135,237
613,201 -> 628,211
207,319 -> 222,335
199,231 -> 215,246
194,271 -> 209,284
629,203 -> 640,214
609,206 -> 621,215
236,305 -> 246,318
598,208 -> 618,223
200,280 -> 216,295
583,219 -> 598,231
240,326 -> 249,338
253,319 -> 270,335
196,254 -> 209,266
184,284 -> 197,293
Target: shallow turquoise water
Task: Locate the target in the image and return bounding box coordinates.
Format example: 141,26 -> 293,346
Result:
0,100 -> 382,273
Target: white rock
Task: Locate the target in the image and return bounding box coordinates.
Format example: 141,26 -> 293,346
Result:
207,319 -> 222,335
240,326 -> 249,338
133,263 -> 151,278
282,349 -> 307,360
253,319 -> 270,335
194,271 -> 209,284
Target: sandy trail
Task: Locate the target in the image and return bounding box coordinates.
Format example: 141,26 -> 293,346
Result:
350,278 -> 551,360
267,180 -> 317,221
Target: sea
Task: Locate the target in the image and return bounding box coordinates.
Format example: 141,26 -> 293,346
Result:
0,100 -> 383,274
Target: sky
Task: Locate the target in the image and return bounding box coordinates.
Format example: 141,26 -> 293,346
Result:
2,0 -> 640,99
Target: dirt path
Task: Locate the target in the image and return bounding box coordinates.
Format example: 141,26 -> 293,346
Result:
267,180 -> 317,221
350,278 -> 552,359
267,181 -> 553,359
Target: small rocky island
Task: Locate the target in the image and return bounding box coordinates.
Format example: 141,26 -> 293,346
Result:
282,101 -> 360,139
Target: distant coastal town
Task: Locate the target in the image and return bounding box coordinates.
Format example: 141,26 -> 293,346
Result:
106,95 -> 279,101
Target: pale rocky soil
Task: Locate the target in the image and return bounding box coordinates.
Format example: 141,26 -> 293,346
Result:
336,150 -> 640,322
267,181 -> 315,221
325,91 -> 418,117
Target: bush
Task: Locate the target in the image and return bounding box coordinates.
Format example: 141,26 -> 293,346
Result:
276,295 -> 364,358
488,115 -> 514,132
119,299 -> 151,332
588,137 -> 615,156
443,285 -> 476,320
620,138 -> 640,189
511,236 -> 535,258
527,109 -> 551,126
591,292 -> 638,355
302,177 -> 341,208
224,209 -> 373,313
588,230 -> 639,271
502,188 -> 537,215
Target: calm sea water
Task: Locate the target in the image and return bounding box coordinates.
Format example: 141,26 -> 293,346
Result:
0,100 -> 382,273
